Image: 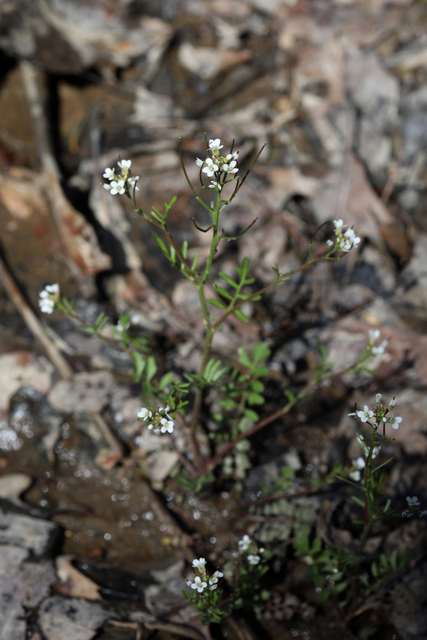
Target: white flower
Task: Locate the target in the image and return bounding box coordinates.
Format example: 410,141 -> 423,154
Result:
105,180 -> 126,195
128,176 -> 139,191
209,138 -> 223,154
248,554 -> 260,565
326,239 -> 334,247
117,159 -> 132,175
103,167 -> 115,180
353,457 -> 365,470
372,446 -> 381,459
376,394 -> 382,403
406,496 -> 420,506
208,571 -> 223,591
349,456 -> 365,482
372,339 -> 388,356
238,535 -> 251,551
195,157 -> 204,167
45,284 -> 59,295
339,228 -> 361,252
389,397 -> 396,408
186,579 -> 192,587
137,408 -> 152,421
39,295 -> 55,314
39,284 -> 59,314
402,510 -> 411,518
192,557 -> 207,569
160,418 -> 174,434
226,152 -> 239,161
388,413 -> 402,430
369,329 -> 381,342
222,160 -> 238,174
356,405 -> 374,423
191,576 -> 207,593
208,181 -> 222,190
333,219 -> 344,232
202,158 -> 218,177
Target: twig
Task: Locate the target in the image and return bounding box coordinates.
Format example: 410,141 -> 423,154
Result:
0,248 -> 73,380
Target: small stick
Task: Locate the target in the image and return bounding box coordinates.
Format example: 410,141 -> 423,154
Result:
0,249 -> 73,380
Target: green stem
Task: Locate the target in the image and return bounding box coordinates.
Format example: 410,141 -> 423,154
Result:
190,193 -> 221,427
358,428 -> 377,553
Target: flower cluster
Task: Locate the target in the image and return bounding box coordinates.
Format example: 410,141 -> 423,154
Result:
195,138 -> 239,191
348,393 -> 402,432
368,329 -> 388,356
103,159 -> 139,196
349,442 -> 380,482
402,496 -> 427,518
327,219 -> 361,253
349,456 -> 365,482
39,283 -> 60,314
238,535 -> 264,566
137,405 -> 174,434
186,557 -> 224,594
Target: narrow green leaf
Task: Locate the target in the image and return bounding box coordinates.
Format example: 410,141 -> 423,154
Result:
234,308 -> 250,323
253,343 -> 271,363
334,581 -> 348,594
152,231 -> 169,258
219,271 -> 239,289
238,347 -> 252,369
219,398 -> 238,411
131,352 -> 145,382
254,365 -> 269,377
238,257 -> 250,279
214,285 -> 233,300
243,408 -> 259,422
293,536 -> 309,555
151,207 -> 164,223
284,389 -> 296,403
207,298 -> 227,309
159,371 -> 175,390
145,356 -> 157,383
181,240 -> 188,260
164,195 -> 177,214
247,392 -> 265,405
390,549 -> 398,571
311,538 -> 322,554
212,366 -> 228,381
191,252 -> 199,271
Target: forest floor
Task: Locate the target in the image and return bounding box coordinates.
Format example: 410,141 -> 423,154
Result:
0,1 -> 427,639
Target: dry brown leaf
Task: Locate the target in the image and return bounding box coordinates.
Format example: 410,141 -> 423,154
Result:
55,556 -> 101,601
312,155 -> 394,242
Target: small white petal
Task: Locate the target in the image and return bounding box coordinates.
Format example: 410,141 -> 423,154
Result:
103,168 -> 115,180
